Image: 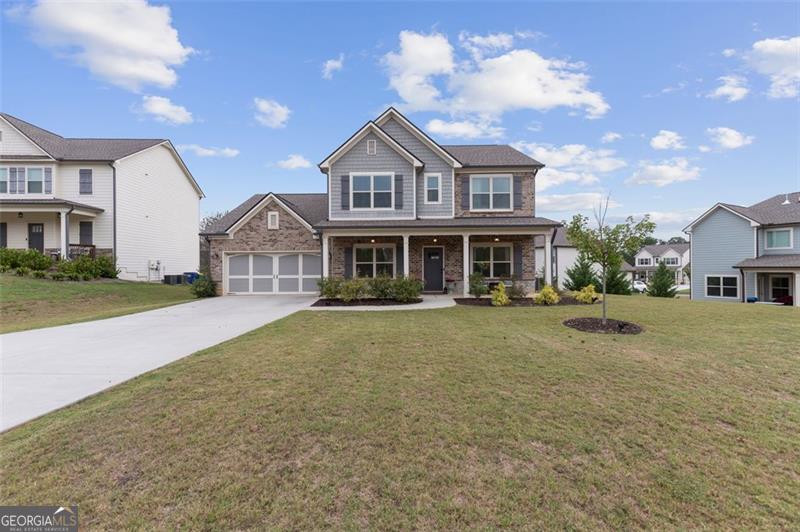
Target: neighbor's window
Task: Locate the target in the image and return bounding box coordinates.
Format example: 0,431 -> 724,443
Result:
706,275 -> 738,298
26,168 -> 43,193
766,228 -> 792,249
0,168 -> 7,193
664,257 -> 679,266
352,173 -> 393,209
267,211 -> 279,230
425,173 -> 440,204
637,257 -> 651,266
472,245 -> 512,278
771,276 -> 790,299
355,245 -> 394,278
470,175 -> 511,211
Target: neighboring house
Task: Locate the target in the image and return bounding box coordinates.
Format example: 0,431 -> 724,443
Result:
632,243 -> 690,285
0,113 -> 204,281
202,107 -> 559,295
683,191 -> 800,306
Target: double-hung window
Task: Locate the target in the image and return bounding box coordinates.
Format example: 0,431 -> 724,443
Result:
0,168 -> 7,193
637,257 -> 651,266
472,244 -> 512,278
470,175 -> 511,211
765,228 -> 792,250
425,173 -> 441,204
664,257 -> 679,266
355,245 -> 394,278
79,169 -> 93,195
26,168 -> 43,193
352,173 -> 393,209
770,276 -> 790,299
706,275 -> 738,298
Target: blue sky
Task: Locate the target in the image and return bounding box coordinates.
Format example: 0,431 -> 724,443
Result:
2,1 -> 799,238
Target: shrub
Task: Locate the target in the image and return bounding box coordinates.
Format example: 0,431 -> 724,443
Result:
66,272 -> 81,281
491,282 -> 511,306
15,266 -> 31,276
367,275 -> 394,299
81,273 -> 94,281
32,270 -> 47,279
191,275 -> 217,297
647,262 -> 677,298
94,256 -> 119,278
317,277 -> 342,299
468,272 -> 488,299
49,272 -> 65,281
508,278 -> 528,299
0,264 -> 9,273
340,279 -> 367,303
604,262 -> 632,295
534,284 -> 560,305
563,252 -> 599,291
0,248 -> 52,271
575,284 -> 600,304
392,276 -> 423,303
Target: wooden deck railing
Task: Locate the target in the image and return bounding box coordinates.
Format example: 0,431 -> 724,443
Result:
68,244 -> 96,259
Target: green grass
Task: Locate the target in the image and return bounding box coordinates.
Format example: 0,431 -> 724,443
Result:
1,297 -> 798,528
0,274 -> 194,333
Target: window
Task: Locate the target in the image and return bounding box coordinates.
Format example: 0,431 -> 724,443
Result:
637,257 -> 651,266
770,276 -> 790,299
354,245 -> 394,278
766,228 -> 792,249
79,169 -> 92,195
351,173 -> 393,209
706,275 -> 738,298
27,168 -> 43,193
0,168 -> 6,193
472,244 -> 512,278
664,257 -> 679,266
367,139 -> 377,155
470,175 -> 511,211
267,211 -> 279,230
425,173 -> 440,204
79,221 -> 93,245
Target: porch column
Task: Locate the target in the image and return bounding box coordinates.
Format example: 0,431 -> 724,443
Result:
462,234 -> 470,296
795,272 -> 800,307
60,210 -> 69,260
402,234 -> 410,278
544,230 -> 553,287
321,234 -> 330,278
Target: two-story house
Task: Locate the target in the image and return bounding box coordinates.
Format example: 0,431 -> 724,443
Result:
0,113 -> 204,281
632,243 -> 690,285
202,108 -> 559,295
683,192 -> 800,306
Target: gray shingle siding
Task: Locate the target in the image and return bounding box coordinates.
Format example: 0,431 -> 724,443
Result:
329,132 -> 414,220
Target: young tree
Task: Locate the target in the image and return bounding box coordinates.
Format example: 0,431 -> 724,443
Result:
604,262 -> 633,295
563,252 -> 599,291
647,262 -> 677,298
566,197 -> 655,323
667,236 -> 688,244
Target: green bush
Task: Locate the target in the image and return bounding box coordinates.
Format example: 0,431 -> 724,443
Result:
32,270 -> 47,279
15,266 -> 31,276
0,248 -> 52,271
575,284 -> 600,304
340,279 -> 367,303
491,282 -> 511,306
534,284 -> 561,305
508,278 -> 528,299
392,276 -> 423,303
0,264 -> 9,273
94,256 -> 119,278
368,275 -> 395,299
604,262 -> 633,295
81,273 -> 94,281
647,262 -> 677,298
468,272 -> 488,299
317,277 -> 342,299
49,272 -> 65,281
66,272 -> 81,281
563,252 -> 599,291
191,275 -> 217,297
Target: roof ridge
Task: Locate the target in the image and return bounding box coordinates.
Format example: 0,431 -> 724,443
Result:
63,137 -> 165,142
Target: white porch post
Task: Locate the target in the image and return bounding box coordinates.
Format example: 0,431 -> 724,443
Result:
462,234 -> 470,296
402,234 -> 410,278
321,234 -> 330,278
795,272 -> 800,307
59,210 -> 69,260
543,230 -> 553,287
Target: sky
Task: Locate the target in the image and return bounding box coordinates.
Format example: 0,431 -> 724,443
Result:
2,1 -> 799,239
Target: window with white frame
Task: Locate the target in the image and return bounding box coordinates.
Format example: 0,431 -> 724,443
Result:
267,211 -> 279,230
425,173 -> 440,204
765,228 -> 792,249
26,168 -> 43,193
367,139 -> 377,155
351,173 -> 393,209
355,245 -> 394,278
706,275 -> 738,298
664,257 -> 679,266
472,244 -> 512,278
637,257 -> 651,266
470,175 -> 511,211
770,276 -> 790,299
0,168 -> 6,193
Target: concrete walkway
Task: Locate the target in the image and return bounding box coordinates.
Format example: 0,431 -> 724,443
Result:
0,295 -> 314,431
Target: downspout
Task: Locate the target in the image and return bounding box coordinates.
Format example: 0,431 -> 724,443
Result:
108,162 -> 117,264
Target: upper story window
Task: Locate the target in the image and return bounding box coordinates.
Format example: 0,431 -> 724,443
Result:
663,257 -> 679,266
470,175 -> 511,211
766,228 -> 792,249
425,173 -> 441,204
637,257 -> 651,266
351,173 -> 393,210
367,139 -> 377,155
27,168 -> 43,193
2,167 -> 52,194
267,211 -> 279,230
0,169 -> 6,193
79,169 -> 93,195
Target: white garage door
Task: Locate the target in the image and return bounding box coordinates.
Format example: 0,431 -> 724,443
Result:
226,253 -> 321,294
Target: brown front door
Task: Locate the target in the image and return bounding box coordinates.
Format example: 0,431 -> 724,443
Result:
28,223 -> 44,253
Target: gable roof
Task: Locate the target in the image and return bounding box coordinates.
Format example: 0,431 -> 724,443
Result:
442,145 -> 543,168
202,193 -> 327,235
684,192 -> 800,232
375,107 -> 462,168
640,243 -> 690,256
318,121 -> 424,171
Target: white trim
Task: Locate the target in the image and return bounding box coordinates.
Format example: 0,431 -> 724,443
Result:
764,227 -> 794,250
349,171 -> 395,211
683,203 -> 760,232
374,108 -> 462,168
637,257 -> 652,266
470,241 -> 513,279
366,139 -> 376,155
469,174 -> 513,213
353,242 -> 397,278
704,274 -> 739,299
451,169 -> 456,217
421,245 -> 445,290
267,210 -> 279,230
0,115 -> 54,159
227,193 -> 314,235
423,172 -> 442,205
318,122 -> 424,170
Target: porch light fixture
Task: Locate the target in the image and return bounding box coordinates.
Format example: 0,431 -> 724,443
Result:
17,212 -> 23,218
433,238 -> 438,243
493,237 -> 500,242
370,239 -> 375,243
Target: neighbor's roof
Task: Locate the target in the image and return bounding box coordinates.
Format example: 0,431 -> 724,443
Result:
721,192 -> 800,226
1,112 -> 166,161
442,145 -> 543,167
0,198 -> 104,212
735,254 -> 800,269
316,216 -> 560,230
203,193 -> 328,235
621,261 -> 636,272
534,226 -> 573,248
641,243 -> 690,256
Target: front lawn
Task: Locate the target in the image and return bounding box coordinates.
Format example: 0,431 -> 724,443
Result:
1,297 -> 798,528
0,274 -> 194,333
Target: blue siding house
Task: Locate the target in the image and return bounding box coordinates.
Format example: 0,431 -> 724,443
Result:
684,192 -> 800,307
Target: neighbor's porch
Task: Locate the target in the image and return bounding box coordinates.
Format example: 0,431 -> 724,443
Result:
743,269 -> 800,306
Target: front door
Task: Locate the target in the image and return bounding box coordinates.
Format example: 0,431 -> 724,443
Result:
423,247 -> 444,292
28,223 -> 44,253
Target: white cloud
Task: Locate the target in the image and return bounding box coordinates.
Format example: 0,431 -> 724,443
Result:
18,0 -> 193,92
537,192 -> 620,212
254,98 -> 290,128
601,131 -> 622,143
276,154 -> 312,169
322,53 -> 344,80
513,142 -> 626,191
141,95 -> 193,125
746,36 -> 800,98
722,48 -> 737,57
638,209 -> 704,225
707,75 -> 749,102
650,130 -> 685,150
535,169 -> 599,191
706,126 -> 754,150
177,144 -> 239,157
698,145 -> 711,153
627,158 -> 701,187
426,117 -> 504,139
458,31 -> 514,60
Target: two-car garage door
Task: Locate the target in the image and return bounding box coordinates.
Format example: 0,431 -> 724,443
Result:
226,253 -> 321,294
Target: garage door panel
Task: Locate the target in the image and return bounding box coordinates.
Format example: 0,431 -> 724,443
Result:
253,278 -> 273,292
302,277 -> 319,292
302,254 -> 321,276
279,254 -> 299,275
229,278 -> 250,293
229,255 -> 250,276
253,255 -> 273,275
279,278 -> 299,292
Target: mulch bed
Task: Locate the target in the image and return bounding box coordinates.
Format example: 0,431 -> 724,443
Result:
563,317 -> 643,335
454,295 -> 583,306
312,298 -> 422,307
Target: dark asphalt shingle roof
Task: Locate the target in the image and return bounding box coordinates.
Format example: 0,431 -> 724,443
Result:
203,193 -> 328,235
441,145 -> 543,167
736,254 -> 800,268
316,216 -> 559,229
0,198 -> 104,212
534,226 -> 573,248
1,113 -> 165,161
641,243 -> 690,256
721,191 -> 800,226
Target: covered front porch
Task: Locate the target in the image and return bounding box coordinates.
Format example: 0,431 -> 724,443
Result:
742,268 -> 800,306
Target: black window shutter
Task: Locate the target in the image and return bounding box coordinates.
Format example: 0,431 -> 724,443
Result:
396,242 -> 404,276
513,175 -> 523,210
461,176 -> 470,210
340,175 -> 350,210
513,243 -> 523,278
79,222 -> 93,245
394,174 -> 403,209
0,223 -> 7,248
343,247 -> 353,279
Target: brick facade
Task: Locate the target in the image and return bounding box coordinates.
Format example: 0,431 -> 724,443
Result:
408,235 -> 462,285
453,171 -> 536,217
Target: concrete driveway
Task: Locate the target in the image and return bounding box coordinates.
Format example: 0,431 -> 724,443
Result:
0,295 -> 314,431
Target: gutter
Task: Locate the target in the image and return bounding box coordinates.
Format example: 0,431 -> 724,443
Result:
109,162 -> 117,264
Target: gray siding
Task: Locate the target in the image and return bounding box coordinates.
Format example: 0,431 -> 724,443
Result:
691,208 -> 754,302
329,132 -> 414,220
380,118 -> 454,218
758,223 -> 800,255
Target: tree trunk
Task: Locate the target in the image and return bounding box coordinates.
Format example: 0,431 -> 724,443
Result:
602,269 -> 608,324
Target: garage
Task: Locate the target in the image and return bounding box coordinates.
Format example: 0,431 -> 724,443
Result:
226,253 -> 321,294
